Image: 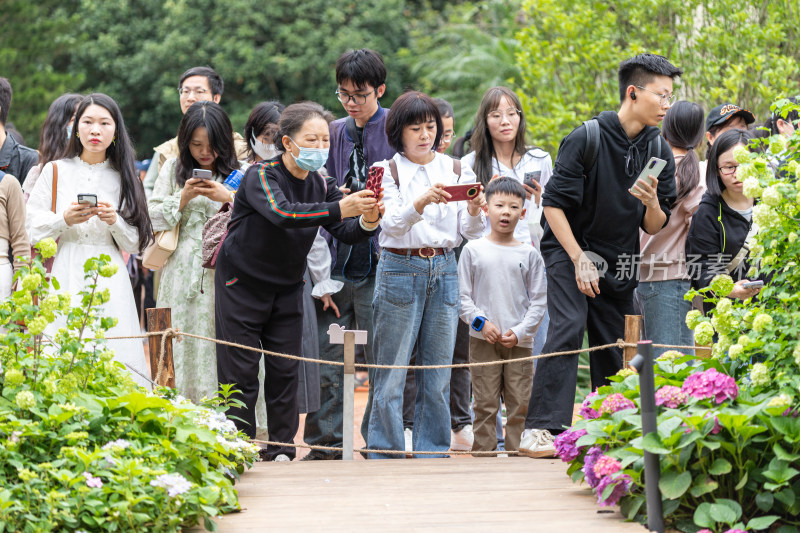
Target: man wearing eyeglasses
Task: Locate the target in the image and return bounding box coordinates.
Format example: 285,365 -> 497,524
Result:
520,54 -> 680,458
302,49 -> 396,460
143,66 -> 248,197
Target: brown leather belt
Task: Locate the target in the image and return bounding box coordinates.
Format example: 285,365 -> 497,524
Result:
384,247 -> 446,258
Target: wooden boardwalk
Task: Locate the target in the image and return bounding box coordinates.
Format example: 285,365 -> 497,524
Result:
187,457 -> 645,532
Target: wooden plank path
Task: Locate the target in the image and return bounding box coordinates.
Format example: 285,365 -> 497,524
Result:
186,457 -> 646,532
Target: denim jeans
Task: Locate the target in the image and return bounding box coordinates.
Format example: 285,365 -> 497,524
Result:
367,250 -> 459,459
636,280 -> 694,356
303,275 -> 376,456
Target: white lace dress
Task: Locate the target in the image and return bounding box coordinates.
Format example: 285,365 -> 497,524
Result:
26,157 -> 150,387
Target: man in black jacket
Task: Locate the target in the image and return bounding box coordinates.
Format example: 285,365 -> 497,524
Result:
521,54 -> 680,457
0,78 -> 38,186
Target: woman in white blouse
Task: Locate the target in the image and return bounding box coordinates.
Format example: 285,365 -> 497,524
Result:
367,91 -> 486,459
26,93 -> 153,386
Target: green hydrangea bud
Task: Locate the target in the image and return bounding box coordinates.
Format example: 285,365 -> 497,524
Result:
752,313 -> 773,332
752,204 -> 780,229
742,177 -> 762,198
710,274 -> 735,297
616,368 -> 636,378
727,344 -> 744,359
769,134 -> 788,155
685,309 -> 703,329
767,393 -> 791,409
15,390 -> 36,410
750,362 -> 769,387
657,350 -> 683,361
99,263 -> 119,278
12,290 -> 32,307
790,232 -> 798,244
26,316 -> 48,336
733,145 -> 751,163
694,321 -> 715,345
59,293 -> 72,313
36,238 -> 58,259
716,297 -> 733,315
762,185 -> 782,207
21,273 -> 42,292
4,369 -> 25,387
788,160 -> 799,174
738,335 -> 752,347
40,295 -> 60,314
793,344 -> 800,366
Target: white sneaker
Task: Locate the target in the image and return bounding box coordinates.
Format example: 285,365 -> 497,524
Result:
273,454 -> 291,462
450,424 -> 474,451
518,429 -> 556,458
404,428 -> 413,453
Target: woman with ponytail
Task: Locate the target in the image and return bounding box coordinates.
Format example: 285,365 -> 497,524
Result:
636,100 -> 705,354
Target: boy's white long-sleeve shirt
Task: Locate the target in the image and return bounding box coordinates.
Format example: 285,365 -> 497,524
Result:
458,238 -> 547,348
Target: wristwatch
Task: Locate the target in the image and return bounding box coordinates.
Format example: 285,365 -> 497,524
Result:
471,316 -> 486,332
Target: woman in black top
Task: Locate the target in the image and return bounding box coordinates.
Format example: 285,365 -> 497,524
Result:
686,129 -> 763,313
215,102 -> 382,461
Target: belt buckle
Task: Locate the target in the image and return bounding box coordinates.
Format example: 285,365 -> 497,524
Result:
418,247 -> 435,258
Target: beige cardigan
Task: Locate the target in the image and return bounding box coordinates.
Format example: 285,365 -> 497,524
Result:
0,173 -> 31,269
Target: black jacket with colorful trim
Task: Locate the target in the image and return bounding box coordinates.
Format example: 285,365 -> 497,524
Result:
219,157 -> 376,288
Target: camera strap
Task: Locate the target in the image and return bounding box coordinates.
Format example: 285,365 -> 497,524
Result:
345,117 -> 366,183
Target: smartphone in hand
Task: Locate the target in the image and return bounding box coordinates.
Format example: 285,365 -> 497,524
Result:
630,157 -> 667,192
77,193 -> 98,207
366,166 -> 384,198
523,171 -> 541,189
192,169 -> 213,180
742,280 -> 764,289
442,183 -> 481,201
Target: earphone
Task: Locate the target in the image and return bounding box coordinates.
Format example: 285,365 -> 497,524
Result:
630,90 -> 637,101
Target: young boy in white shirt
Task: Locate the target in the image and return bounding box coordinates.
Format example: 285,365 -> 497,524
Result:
458,177 -> 547,454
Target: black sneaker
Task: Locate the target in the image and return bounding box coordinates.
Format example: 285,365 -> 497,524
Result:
300,451 -> 343,461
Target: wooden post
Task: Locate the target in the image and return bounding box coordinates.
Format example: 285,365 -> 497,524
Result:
623,315 -> 644,368
146,307 -> 175,388
342,331 -> 355,461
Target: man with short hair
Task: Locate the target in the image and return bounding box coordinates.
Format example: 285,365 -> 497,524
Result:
0,78 -> 38,187
302,49 -> 396,460
521,54 -> 680,457
143,66 -> 248,196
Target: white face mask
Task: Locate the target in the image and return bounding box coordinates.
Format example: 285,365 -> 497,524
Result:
252,134 -> 279,161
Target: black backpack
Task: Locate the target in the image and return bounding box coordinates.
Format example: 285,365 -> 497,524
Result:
574,118 -> 662,177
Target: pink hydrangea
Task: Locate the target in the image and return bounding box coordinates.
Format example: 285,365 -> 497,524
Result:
600,393 -> 636,415
554,428 -> 587,462
596,473 -> 633,506
711,416 -> 721,435
83,471 -> 103,488
593,455 -> 622,477
579,391 -> 599,420
655,386 -> 687,408
582,446 -> 603,488
681,368 -> 738,404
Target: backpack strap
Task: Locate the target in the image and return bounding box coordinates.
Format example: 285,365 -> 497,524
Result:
647,134 -> 663,163
582,119 -> 600,174
51,162 -> 58,213
388,160 -> 400,187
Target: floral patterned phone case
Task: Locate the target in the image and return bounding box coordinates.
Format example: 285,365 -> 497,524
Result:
366,166 -> 384,198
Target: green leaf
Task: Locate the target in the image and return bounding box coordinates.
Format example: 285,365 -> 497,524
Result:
690,476 -> 719,497
734,471 -> 748,491
640,433 -> 670,454
693,502 -> 715,528
204,516 -> 218,532
746,515 -> 780,530
709,458 -> 733,475
773,442 -> 800,462
658,469 -> 692,499
709,502 -> 738,524
775,488 -> 796,508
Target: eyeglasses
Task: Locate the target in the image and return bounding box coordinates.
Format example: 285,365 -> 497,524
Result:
441,132 -> 454,141
178,87 -> 209,97
487,108 -> 521,121
634,86 -> 677,106
335,90 -> 377,105
718,164 -> 739,176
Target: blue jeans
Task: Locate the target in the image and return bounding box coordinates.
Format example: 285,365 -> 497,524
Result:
636,280 -> 694,356
367,250 -> 459,459
303,275 -> 376,456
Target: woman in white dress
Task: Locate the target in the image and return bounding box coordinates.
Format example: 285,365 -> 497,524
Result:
26,93 -> 154,387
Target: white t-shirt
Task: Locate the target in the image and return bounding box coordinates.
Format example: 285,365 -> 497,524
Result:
461,149 -> 552,246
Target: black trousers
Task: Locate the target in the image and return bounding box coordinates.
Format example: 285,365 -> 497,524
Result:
526,260 -> 632,432
215,262 -> 304,460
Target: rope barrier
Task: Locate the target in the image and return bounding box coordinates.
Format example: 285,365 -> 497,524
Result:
251,439 -> 519,457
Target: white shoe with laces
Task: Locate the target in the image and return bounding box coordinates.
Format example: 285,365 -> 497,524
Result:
518,429 -> 556,458
450,424 -> 474,451
404,428 -> 413,453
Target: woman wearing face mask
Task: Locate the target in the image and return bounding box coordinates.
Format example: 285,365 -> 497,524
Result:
148,101 -> 245,402
244,101 -> 285,163
26,93 -> 153,386
215,101 -> 382,461
23,93 -> 83,197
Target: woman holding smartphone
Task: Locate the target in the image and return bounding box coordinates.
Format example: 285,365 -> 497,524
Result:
148,101 -> 245,402
26,93 -> 153,386
367,91 -> 486,459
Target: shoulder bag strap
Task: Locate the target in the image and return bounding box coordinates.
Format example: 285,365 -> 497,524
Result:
51,162 -> 58,213
388,160 -> 400,187
582,119 -> 600,175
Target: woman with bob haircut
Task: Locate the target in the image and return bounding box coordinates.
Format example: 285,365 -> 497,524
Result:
244,100 -> 285,163
367,91 -> 486,459
686,128 -> 764,314
148,100 -> 245,402
27,93 -> 153,386
215,101 -> 381,462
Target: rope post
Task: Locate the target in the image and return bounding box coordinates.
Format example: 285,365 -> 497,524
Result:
146,308 -> 175,389
342,331 -> 355,461
623,315 -> 643,367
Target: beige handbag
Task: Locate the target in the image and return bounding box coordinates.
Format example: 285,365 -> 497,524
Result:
142,224 -> 180,270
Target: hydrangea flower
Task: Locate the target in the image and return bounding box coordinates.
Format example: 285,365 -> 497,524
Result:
753,204 -> 780,229
715,297 -> 732,314
750,362 -> 769,387
732,145 -> 751,163
616,368 -> 635,378
579,392 -> 599,420
101,439 -> 131,451
582,446 -> 604,488
752,313 -> 773,333
15,390 -> 36,410
681,368 -> 738,404
4,369 -> 24,387
21,273 -> 42,291
194,409 -> 238,435
655,386 -> 687,408
657,350 -> 683,361
83,472 -> 103,488
554,428 -> 587,462
727,344 -> 744,359
150,473 -> 192,498
99,263 -> 119,278
600,393 -> 636,415
592,455 -> 622,477
794,344 -> 800,367
693,321 -> 715,346
685,310 -> 702,330
710,416 -> 721,435
709,274 -> 734,297
36,238 -> 58,259
596,473 -> 633,507
769,134 -> 787,155
742,177 -> 763,198
762,185 -> 782,207
767,393 -> 791,409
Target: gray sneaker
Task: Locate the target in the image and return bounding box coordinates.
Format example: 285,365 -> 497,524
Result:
518,429 -> 556,458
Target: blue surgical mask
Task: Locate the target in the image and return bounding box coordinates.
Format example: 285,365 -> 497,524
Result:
66,123 -> 73,138
289,138 -> 328,172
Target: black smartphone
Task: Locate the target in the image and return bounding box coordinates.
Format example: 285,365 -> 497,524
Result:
192,169 -> 212,180
77,193 -> 98,207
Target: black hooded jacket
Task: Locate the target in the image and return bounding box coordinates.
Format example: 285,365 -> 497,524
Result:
541,111 -> 677,294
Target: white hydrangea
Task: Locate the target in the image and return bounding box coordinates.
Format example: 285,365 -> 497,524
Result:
742,177 -> 762,199
150,473 -> 193,498
101,439 -> 131,451
762,185 -> 782,207
194,409 -> 238,435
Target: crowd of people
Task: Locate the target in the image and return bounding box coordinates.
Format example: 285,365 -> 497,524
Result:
1,47 -> 788,461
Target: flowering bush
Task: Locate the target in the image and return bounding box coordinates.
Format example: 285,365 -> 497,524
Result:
0,243 -> 258,532
557,100 -> 800,532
